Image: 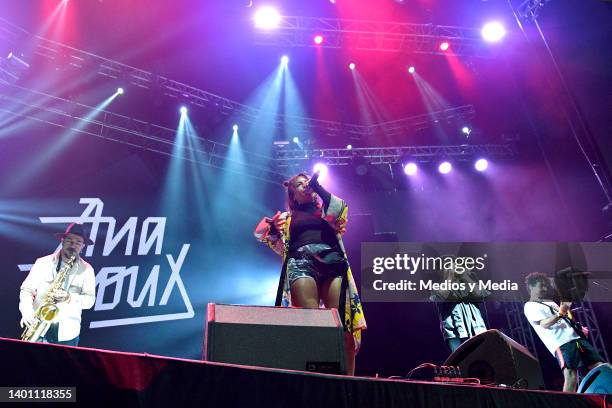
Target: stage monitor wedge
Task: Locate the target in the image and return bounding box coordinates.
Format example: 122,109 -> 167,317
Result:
444,329 -> 545,390
203,303 -> 346,374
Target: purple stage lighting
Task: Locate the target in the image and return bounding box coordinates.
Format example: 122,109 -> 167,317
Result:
346,144 -> 352,150
254,7 -> 281,29
438,161 -> 452,174
462,126 -> 471,135
349,62 -> 356,70
404,162 -> 418,176
292,137 -> 299,143
281,55 -> 289,66
439,41 -> 449,51
482,22 -> 506,42
117,87 -> 124,95
180,106 -> 188,115
232,124 -> 239,132
475,158 -> 489,172
313,35 -> 324,45
408,66 -> 415,74
313,163 -> 329,181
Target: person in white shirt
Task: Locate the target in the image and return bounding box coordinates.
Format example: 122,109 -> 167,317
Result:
523,272 -> 604,392
19,223 -> 96,346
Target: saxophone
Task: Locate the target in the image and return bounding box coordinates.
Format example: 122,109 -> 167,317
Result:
21,255 -> 76,342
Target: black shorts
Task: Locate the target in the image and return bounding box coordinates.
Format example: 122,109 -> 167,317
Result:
555,338 -> 604,370
287,243 -> 346,287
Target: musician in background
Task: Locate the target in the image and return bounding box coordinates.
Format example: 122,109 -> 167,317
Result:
19,223 -> 96,346
524,272 -> 604,392
431,264 -> 489,352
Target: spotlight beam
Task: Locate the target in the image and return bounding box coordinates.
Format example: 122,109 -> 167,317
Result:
0,20 -> 480,140
0,83 -> 286,184
2,88 -> 122,193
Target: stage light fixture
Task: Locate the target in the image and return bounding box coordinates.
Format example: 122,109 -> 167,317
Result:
281,55 -> 289,66
254,7 -> 281,29
408,66 -> 416,74
180,106 -> 188,115
349,63 -> 356,70
438,161 -> 452,174
482,22 -> 506,42
292,137 -> 299,143
403,162 -> 418,176
4,52 -> 30,81
313,163 -> 329,181
439,42 -> 450,51
313,35 -> 324,45
233,124 -> 239,131
346,144 -> 352,150
475,158 -> 489,172
6,52 -> 28,67
462,126 -> 471,135
117,87 -> 124,95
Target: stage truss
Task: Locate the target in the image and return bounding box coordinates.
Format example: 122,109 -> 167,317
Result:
0,18 -> 479,142
275,143 -> 516,168
0,83 -> 286,184
254,16 -> 494,58
0,82 -> 516,186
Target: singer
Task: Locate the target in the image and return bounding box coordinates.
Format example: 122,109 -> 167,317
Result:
254,172 -> 366,375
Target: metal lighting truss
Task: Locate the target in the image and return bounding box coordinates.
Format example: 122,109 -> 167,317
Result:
254,16 -> 492,58
275,143 -> 516,168
0,18 -> 476,141
504,296 -> 540,359
0,81 -> 508,184
515,0 -> 554,22
0,18 -> 372,139
0,83 -> 286,184
1,18 -> 491,181
572,299 -> 609,362
371,105 -> 475,138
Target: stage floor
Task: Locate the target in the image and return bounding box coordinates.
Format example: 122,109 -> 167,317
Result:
0,338 -> 607,407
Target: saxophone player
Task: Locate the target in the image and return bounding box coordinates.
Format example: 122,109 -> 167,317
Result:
19,223 -> 96,346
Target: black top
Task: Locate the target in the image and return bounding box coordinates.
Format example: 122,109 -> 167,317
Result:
288,176 -> 337,254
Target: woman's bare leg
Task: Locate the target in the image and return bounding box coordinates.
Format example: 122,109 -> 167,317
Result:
321,276 -> 356,375
290,277 -> 320,308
